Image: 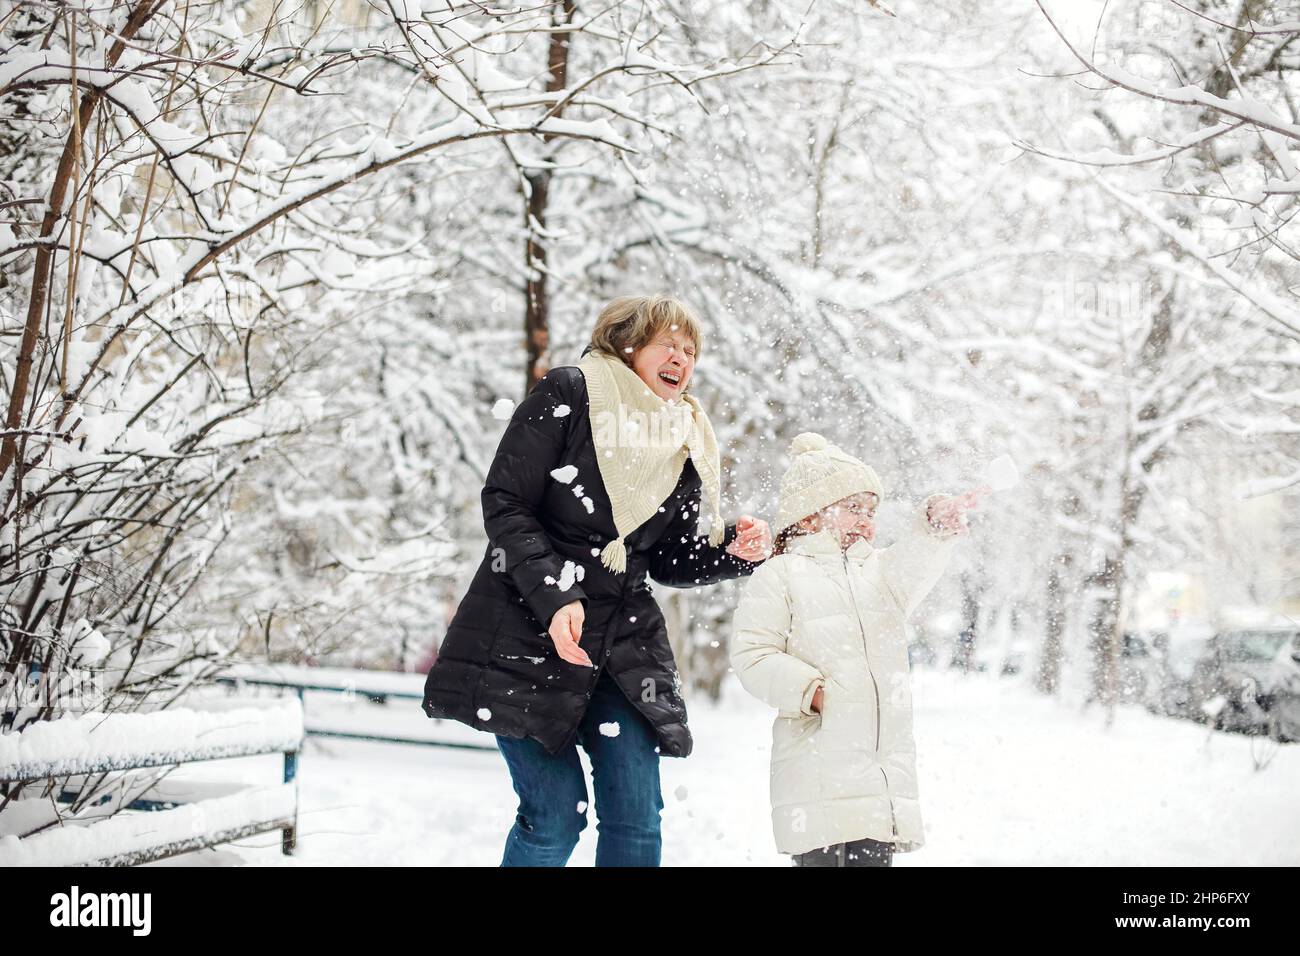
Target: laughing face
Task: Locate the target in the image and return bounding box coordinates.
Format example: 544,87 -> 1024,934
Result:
631,326 -> 697,401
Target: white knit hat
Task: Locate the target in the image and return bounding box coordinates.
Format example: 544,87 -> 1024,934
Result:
776,432 -> 886,533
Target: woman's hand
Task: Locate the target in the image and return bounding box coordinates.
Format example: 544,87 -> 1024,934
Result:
726,514 -> 772,561
548,600 -> 593,667
810,685 -> 825,714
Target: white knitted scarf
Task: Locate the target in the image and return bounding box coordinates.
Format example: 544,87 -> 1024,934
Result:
577,350 -> 725,574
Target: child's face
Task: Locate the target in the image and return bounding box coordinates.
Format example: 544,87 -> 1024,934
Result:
798,492 -> 879,549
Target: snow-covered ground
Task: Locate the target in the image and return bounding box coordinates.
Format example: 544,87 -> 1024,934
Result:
147,667 -> 1300,867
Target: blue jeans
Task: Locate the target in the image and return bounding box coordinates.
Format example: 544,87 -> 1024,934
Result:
495,671 -> 664,867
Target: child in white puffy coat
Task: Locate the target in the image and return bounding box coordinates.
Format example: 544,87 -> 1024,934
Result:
729,433 -> 977,867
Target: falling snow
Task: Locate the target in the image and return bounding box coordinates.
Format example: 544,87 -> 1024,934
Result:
6,0 -> 1297,873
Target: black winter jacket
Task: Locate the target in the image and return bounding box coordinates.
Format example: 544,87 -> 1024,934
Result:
421,363 -> 762,757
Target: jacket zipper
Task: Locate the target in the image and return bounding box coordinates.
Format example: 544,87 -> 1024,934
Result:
842,551 -> 898,838
842,552 -> 882,753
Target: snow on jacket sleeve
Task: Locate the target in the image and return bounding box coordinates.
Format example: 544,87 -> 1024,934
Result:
730,558 -> 826,716
648,480 -> 762,588
481,369 -> 588,629
877,493 -> 961,618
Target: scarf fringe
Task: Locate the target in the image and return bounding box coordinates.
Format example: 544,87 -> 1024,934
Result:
600,538 -> 628,575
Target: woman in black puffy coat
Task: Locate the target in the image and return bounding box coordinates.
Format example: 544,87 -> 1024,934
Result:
422,294 -> 771,866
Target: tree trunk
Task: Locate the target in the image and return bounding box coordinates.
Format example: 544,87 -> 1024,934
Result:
1085,554 -> 1123,715
523,0 -> 576,395
663,589 -> 694,701
1087,280 -> 1173,716
952,572 -> 980,673
1036,552 -> 1070,695
0,0 -> 162,485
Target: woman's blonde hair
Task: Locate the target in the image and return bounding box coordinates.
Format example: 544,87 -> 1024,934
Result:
588,294 -> 705,367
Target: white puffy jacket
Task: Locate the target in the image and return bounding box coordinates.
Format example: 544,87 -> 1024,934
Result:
729,497 -> 959,856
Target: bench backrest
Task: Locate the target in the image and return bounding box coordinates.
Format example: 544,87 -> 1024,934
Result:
0,698 -> 305,783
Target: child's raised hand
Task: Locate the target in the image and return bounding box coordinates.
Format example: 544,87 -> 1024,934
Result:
926,492 -> 982,535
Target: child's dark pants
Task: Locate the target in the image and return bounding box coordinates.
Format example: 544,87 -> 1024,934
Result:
791,837 -> 894,867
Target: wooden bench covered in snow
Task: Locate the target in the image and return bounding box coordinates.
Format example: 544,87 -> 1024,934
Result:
0,697 -> 303,866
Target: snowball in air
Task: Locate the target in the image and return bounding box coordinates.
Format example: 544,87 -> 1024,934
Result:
477,707 -> 492,720
599,721 -> 621,737
491,399 -> 515,420
984,454 -> 1020,491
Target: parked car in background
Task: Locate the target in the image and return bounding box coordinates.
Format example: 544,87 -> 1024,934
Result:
1261,630 -> 1300,743
1117,630 -> 1164,712
1117,624 -> 1216,719
1189,629 -> 1299,735
1159,624 -> 1216,719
